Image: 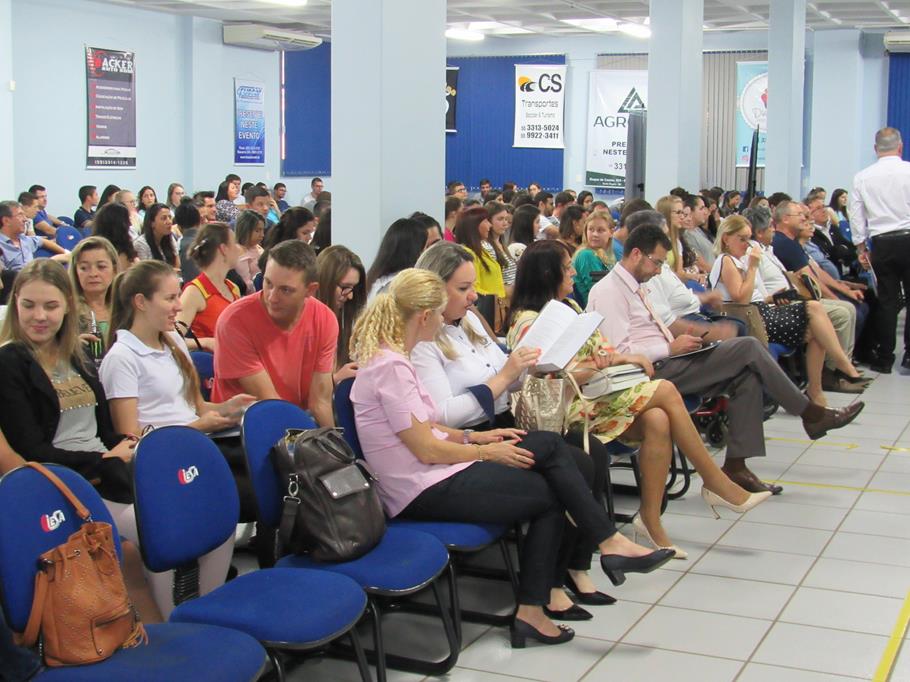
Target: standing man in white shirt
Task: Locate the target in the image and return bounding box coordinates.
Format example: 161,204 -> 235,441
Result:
850,127 -> 910,373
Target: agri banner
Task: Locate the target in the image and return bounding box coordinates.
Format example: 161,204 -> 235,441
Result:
85,46 -> 136,169
445,66 -> 458,133
585,70 -> 647,188
513,64 -> 566,149
735,61 -> 768,167
234,79 -> 266,165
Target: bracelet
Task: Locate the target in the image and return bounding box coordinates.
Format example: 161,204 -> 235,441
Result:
473,444 -> 484,461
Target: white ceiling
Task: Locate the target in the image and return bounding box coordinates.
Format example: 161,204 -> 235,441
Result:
104,0 -> 910,40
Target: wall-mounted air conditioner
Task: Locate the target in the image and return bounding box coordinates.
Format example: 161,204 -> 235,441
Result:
223,24 -> 322,51
884,31 -> 910,53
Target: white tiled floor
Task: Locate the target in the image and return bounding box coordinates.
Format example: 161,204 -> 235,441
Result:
288,361 -> 910,681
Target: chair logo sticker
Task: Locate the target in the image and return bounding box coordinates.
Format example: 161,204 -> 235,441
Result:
41,510 -> 66,532
178,466 -> 200,485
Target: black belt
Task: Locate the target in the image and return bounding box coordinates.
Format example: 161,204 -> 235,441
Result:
871,229 -> 910,241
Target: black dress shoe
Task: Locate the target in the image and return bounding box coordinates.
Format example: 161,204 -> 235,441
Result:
803,402 -> 865,439
870,359 -> 894,374
834,368 -> 871,384
599,548 -> 675,586
543,604 -> 593,621
564,575 -> 617,605
902,354 -> 910,371
510,619 -> 575,648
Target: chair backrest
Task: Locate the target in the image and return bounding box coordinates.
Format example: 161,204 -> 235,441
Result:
333,378 -> 364,458
253,272 -> 263,291
0,464 -> 120,631
240,400 -> 316,528
132,426 -> 238,572
55,226 -> 83,250
190,351 -> 214,401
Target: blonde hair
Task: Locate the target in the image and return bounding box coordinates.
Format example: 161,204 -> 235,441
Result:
350,268 -> 446,363
109,260 -> 199,402
714,214 -> 752,255
656,195 -> 683,268
0,259 -> 87,370
580,211 -> 616,269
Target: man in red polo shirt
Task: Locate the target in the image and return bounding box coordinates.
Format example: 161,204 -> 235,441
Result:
213,240 -> 338,426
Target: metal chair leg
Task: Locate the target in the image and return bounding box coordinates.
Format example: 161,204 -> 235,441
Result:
267,649 -> 285,682
349,629 -> 373,682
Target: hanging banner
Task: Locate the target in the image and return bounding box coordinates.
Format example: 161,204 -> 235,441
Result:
585,70 -> 648,188
513,64 -> 566,149
234,78 -> 266,165
85,46 -> 136,169
445,66 -> 459,133
735,61 -> 768,167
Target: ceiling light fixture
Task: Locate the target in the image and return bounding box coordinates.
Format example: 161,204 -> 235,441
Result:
255,0 -> 308,7
561,18 -> 619,32
618,22 -> 651,38
445,27 -> 485,41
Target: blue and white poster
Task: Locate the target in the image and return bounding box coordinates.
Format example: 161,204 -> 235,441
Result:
735,61 -> 767,167
234,78 -> 265,165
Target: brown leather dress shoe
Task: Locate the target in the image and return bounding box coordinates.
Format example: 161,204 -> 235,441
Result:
803,402 -> 864,440
721,465 -> 784,495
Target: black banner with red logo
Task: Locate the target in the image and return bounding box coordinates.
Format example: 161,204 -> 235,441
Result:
85,46 -> 137,169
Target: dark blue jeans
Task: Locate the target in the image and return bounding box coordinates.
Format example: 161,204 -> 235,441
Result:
0,609 -> 40,681
400,431 -> 615,605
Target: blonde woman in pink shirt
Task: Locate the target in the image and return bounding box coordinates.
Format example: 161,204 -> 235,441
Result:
349,268 -> 674,649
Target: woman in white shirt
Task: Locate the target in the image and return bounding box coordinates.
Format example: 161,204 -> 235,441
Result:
709,215 -> 866,405
412,242 -> 620,618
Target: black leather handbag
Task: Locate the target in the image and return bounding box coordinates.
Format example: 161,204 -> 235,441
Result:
272,427 -> 386,562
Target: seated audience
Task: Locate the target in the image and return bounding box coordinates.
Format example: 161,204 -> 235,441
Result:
350,267 -> 673,648
315,245 -> 366,384
533,191 -> 558,239
720,190 -> 742,217
234,209 -> 266,294
74,185 -> 99,230
176,199 -> 203,283
557,204 -> 586,253
213,240 -> 337,427
273,182 -> 290,213
711,215 -> 867,404
215,178 -> 242,224
177,223 -> 242,352
410,211 -> 443,250
577,190 -> 594,210
311,206 -> 332,255
98,184 -> 121,209
28,184 -> 66,238
261,206 -> 317,254
588,224 -> 864,496
71,236 -> 119,363
485,201 -> 518,291
413,242 -> 621,614
508,240 -> 768,555
165,182 -> 186,214
113,188 -> 143,238
508,204 -> 541,260
443,195 -> 462,242
134,203 -> 180,271
17,192 -> 40,236
93,201 -> 139,271
0,199 -> 69,273
0,259 -> 162,623
137,185 -> 157,220
572,211 -> 616,307
193,190 -> 217,225
244,185 -> 274,227
683,193 -> 717,269
454,206 -> 505,329
366,217 -> 429,300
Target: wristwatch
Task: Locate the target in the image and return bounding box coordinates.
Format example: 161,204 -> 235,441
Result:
462,429 -> 474,445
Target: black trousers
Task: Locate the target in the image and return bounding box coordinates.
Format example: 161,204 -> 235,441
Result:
870,232 -> 910,362
400,431 -> 616,605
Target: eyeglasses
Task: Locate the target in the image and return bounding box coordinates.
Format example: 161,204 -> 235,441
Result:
338,284 -> 356,295
644,253 -> 665,269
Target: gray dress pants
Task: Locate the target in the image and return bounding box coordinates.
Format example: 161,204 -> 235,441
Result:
653,337 -> 809,460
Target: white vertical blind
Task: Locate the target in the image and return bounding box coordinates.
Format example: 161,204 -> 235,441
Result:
595,50 -> 768,192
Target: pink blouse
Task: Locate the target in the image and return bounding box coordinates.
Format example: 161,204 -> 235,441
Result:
351,347 -> 474,516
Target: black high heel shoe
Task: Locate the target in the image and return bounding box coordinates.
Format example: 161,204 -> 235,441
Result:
835,368 -> 871,384
510,618 -> 575,648
600,548 -> 675,586
542,604 -> 593,621
564,574 -> 617,605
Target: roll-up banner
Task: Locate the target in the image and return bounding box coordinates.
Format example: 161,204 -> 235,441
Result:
735,61 -> 768,167
85,46 -> 136,169
446,66 -> 459,133
513,64 -> 566,149
585,70 -> 648,188
234,78 -> 266,165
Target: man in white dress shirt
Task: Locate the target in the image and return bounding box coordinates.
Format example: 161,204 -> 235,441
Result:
850,127 -> 910,373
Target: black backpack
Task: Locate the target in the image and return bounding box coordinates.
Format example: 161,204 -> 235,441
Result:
271,427 -> 386,562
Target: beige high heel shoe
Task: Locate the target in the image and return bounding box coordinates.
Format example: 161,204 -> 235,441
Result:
631,514 -> 688,560
701,488 -> 772,519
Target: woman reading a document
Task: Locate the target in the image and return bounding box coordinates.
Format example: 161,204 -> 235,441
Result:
506,241 -> 770,559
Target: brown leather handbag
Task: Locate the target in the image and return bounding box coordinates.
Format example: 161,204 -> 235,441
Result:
15,463 -> 147,667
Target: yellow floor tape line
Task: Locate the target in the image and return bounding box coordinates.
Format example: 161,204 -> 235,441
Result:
872,589 -> 910,682
881,446 -> 910,453
761,479 -> 910,496
766,436 -> 858,449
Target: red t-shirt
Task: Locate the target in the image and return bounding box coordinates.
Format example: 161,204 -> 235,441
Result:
212,293 -> 339,407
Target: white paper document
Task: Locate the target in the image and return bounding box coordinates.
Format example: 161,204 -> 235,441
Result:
514,300 -> 604,373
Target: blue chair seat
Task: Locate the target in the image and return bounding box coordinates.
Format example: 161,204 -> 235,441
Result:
170,568 -> 367,646
35,623 -> 265,682
768,342 -> 794,360
390,519 -> 506,552
277,526 -> 449,594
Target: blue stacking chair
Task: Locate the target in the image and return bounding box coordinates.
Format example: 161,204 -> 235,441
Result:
190,351 -> 214,401
55,226 -> 83,250
0,463 -> 268,681
240,400 -> 459,682
333,378 -> 520,640
132,427 -> 372,682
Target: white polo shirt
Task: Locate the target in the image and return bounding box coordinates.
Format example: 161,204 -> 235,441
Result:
100,330 -> 198,430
